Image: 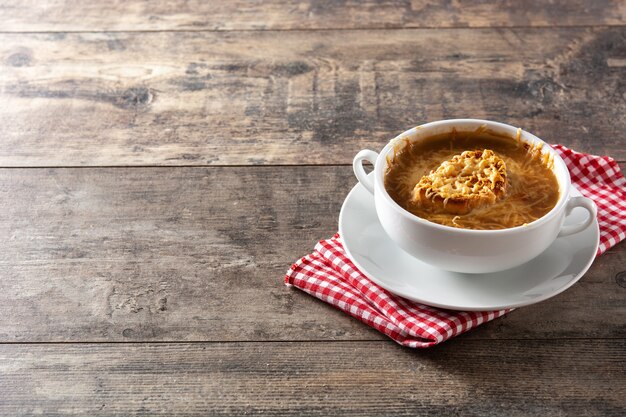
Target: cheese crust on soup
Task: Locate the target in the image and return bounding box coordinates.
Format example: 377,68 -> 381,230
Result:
411,149 -> 508,215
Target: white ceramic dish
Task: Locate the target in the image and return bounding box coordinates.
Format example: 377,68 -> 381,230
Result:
338,176 -> 600,311
353,119 -> 597,273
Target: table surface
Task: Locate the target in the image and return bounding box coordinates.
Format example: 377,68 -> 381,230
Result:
1,1 -> 625,415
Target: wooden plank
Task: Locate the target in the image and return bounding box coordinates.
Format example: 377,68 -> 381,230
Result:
0,27 -> 624,166
0,166 -> 624,343
1,340 -> 624,415
0,0 -> 624,32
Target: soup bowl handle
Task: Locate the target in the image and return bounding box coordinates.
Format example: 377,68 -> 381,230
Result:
353,150 -> 379,195
558,196 -> 597,237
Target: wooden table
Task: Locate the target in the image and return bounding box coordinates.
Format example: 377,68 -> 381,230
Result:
1,1 -> 625,415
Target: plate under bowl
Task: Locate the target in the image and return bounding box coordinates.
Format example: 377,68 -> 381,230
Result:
338,176 -> 599,311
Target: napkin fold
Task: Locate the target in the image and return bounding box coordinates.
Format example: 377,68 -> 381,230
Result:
285,145 -> 626,348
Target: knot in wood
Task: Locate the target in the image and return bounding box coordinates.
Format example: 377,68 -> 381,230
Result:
116,87 -> 153,109
5,50 -> 33,67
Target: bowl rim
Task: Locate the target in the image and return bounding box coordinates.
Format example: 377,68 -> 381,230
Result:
373,118 -> 571,235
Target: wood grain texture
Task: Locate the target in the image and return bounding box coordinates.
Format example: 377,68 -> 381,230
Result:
1,27 -> 625,166
0,166 -> 624,343
1,340 -> 624,416
1,0 -> 625,31
2,2 -> 623,415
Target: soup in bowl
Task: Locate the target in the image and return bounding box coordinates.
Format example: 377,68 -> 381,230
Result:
353,119 -> 597,273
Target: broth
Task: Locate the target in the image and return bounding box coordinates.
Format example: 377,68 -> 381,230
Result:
384,129 -> 560,230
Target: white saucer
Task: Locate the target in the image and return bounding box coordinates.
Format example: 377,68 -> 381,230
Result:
338,176 -> 600,311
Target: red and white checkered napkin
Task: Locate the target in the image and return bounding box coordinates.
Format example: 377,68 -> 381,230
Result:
552,145 -> 626,255
285,145 -> 626,348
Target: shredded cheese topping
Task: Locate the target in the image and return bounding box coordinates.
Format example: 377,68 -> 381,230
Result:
412,149 -> 508,214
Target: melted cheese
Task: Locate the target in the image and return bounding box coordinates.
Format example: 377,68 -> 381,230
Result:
412,149 -> 508,214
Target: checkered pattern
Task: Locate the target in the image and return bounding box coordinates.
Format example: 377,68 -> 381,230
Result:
285,145 -> 626,348
552,145 -> 626,255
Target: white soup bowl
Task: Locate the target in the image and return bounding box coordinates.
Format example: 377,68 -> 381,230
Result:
353,119 -> 597,273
